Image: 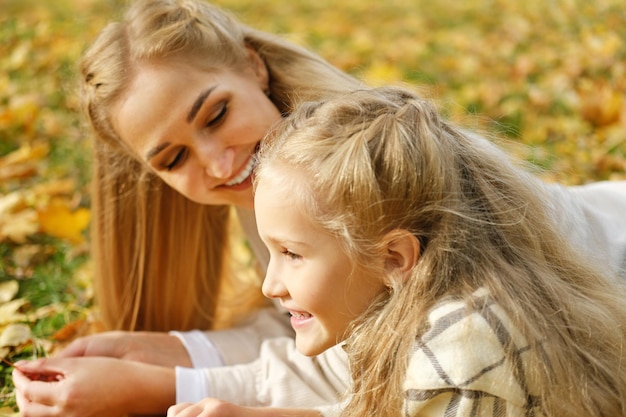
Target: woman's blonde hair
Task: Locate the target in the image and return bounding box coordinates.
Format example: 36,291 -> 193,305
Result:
256,87 -> 626,417
79,0 -> 363,331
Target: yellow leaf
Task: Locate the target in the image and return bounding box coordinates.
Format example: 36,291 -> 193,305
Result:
31,178 -> 76,197
12,244 -> 42,268
360,61 -> 404,86
0,410 -> 20,417
0,161 -> 38,182
4,94 -> 42,134
0,192 -> 24,216
0,299 -> 28,326
33,303 -> 63,320
0,323 -> 32,348
0,208 -> 39,244
37,199 -> 90,244
0,347 -> 9,360
0,142 -> 48,168
578,80 -> 623,127
0,281 -> 19,304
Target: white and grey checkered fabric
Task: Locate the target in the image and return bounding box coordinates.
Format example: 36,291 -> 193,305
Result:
403,289 -> 542,416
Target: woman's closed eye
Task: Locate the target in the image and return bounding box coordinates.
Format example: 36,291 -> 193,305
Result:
164,148 -> 187,171
206,102 -> 228,128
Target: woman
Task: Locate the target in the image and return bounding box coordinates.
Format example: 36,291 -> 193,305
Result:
12,1 -> 626,416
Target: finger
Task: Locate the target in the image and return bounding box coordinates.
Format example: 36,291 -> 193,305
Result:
166,403 -> 202,417
14,357 -> 66,376
13,358 -> 48,372
54,338 -> 88,358
14,369 -> 60,417
167,402 -> 193,416
12,367 -> 31,388
13,369 -> 33,412
14,381 -> 29,411
13,368 -> 62,406
15,398 -> 59,417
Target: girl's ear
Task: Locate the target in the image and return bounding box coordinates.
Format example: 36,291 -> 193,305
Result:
245,45 -> 270,92
383,229 -> 420,284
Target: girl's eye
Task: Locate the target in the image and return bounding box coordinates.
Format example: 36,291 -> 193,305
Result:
206,102 -> 227,128
281,249 -> 302,261
164,149 -> 187,171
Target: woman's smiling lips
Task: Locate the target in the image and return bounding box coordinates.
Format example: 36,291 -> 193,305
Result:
225,156 -> 256,187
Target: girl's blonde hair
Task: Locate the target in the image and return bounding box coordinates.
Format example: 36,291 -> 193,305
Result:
256,87 -> 626,417
79,0 -> 363,331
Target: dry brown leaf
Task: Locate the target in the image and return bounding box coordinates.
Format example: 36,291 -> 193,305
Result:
50,319 -> 85,342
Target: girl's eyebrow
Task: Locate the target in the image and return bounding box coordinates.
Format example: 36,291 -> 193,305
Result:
187,86 -> 217,123
264,234 -> 311,248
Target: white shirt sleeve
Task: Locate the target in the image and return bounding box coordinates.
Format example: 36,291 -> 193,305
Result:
170,308 -> 296,404
547,180 -> 626,278
204,337 -> 349,409
173,337 -> 349,413
175,366 -> 211,403
170,330 -> 225,368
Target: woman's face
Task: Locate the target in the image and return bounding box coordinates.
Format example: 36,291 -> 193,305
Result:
112,53 -> 282,209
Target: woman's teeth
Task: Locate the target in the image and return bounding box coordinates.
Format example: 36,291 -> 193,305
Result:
225,158 -> 255,186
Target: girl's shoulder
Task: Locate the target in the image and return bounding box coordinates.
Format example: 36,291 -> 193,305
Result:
404,289 -> 540,416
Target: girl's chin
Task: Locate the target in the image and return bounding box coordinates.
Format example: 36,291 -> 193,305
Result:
296,341 -> 328,357
294,331 -> 335,357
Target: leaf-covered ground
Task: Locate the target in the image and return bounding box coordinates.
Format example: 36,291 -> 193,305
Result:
1,0 -> 625,413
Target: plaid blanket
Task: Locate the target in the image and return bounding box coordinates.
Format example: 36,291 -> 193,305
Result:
403,289 -> 541,416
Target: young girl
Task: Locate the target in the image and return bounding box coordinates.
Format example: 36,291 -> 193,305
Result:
171,86 -> 626,416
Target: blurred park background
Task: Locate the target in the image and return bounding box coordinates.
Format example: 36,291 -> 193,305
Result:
1,0 -> 625,413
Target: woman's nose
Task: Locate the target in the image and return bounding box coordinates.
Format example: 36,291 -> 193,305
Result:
201,146 -> 236,179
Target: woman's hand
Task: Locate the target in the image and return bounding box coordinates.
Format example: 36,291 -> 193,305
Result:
12,356 -> 176,417
168,398 -> 322,417
56,330 -> 193,367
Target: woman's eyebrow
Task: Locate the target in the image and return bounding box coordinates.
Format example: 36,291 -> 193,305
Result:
187,86 -> 217,123
145,142 -> 171,162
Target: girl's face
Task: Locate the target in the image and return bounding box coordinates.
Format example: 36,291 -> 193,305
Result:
255,173 -> 387,356
112,54 -> 282,209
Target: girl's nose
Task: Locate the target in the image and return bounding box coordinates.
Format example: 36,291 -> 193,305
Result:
262,268 -> 286,299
